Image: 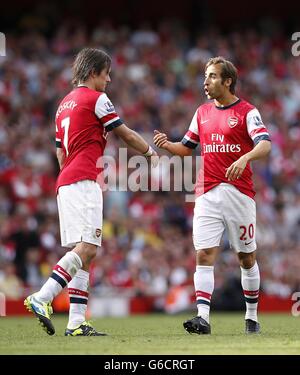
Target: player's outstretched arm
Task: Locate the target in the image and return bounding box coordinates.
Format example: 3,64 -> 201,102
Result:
113,124 -> 158,161
153,130 -> 193,157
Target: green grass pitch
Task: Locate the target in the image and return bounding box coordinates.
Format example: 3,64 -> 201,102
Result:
0,313 -> 299,354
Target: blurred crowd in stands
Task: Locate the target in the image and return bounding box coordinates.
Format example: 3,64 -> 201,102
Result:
0,19 -> 299,310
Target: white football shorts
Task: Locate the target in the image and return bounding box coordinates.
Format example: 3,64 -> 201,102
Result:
193,183 -> 256,253
57,180 -> 103,248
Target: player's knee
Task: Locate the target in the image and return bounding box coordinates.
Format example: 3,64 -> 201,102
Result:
196,249 -> 216,266
74,242 -> 98,264
238,251 -> 256,268
84,243 -> 97,261
87,246 -> 98,260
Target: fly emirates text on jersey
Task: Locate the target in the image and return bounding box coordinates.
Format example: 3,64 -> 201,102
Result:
203,133 -> 241,153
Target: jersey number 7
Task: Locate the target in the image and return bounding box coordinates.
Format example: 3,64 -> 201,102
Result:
61,116 -> 70,156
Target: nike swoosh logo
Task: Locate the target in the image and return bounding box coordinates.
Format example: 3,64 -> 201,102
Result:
245,241 -> 253,245
201,119 -> 209,124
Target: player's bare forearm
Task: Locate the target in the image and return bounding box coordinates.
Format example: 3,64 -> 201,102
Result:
56,148 -> 66,170
153,130 -> 193,156
123,130 -> 150,154
165,142 -> 193,156
244,140 -> 272,162
113,124 -> 150,154
226,140 -> 271,181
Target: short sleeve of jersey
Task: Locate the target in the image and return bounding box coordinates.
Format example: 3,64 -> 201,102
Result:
246,108 -> 271,145
181,110 -> 200,149
95,93 -> 123,132
55,123 -> 62,148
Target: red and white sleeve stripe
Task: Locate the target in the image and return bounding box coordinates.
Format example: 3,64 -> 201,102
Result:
95,93 -> 123,131
181,111 -> 200,149
246,108 -> 271,145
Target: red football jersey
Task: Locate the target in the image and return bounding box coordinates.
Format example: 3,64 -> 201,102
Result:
182,99 -> 271,199
55,86 -> 122,192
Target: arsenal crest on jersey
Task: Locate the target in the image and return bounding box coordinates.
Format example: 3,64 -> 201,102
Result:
227,116 -> 239,128
95,228 -> 102,238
